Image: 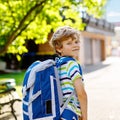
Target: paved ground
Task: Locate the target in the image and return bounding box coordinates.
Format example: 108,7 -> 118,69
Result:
0,56 -> 120,120
84,56 -> 120,120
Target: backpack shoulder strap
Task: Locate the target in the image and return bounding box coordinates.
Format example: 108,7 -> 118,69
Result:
60,90 -> 75,114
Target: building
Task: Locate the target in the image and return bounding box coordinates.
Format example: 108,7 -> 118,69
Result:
79,12 -> 115,65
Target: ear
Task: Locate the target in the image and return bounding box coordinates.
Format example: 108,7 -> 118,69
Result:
56,47 -> 62,54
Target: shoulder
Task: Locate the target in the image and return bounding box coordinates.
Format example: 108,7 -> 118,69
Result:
67,61 -> 80,77
56,56 -> 80,70
66,60 -> 79,70
67,60 -> 79,66
67,60 -> 82,82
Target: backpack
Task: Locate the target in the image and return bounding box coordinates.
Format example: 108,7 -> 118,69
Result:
22,57 -> 83,120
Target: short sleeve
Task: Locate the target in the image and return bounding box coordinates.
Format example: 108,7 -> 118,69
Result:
67,61 -> 82,82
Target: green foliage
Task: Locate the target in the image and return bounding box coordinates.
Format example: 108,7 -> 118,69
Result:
0,70 -> 25,85
83,0 -> 107,18
0,0 -> 107,55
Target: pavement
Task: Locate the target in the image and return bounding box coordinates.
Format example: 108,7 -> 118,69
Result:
84,56 -> 120,120
0,56 -> 120,120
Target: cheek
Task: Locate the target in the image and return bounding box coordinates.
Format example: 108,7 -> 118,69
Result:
62,46 -> 69,52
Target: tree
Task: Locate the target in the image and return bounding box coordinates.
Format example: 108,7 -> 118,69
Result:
0,0 -> 107,56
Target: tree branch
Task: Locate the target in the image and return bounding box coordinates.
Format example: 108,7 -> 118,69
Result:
0,0 -> 46,54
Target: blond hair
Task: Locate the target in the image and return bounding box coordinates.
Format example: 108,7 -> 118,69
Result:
50,26 -> 80,55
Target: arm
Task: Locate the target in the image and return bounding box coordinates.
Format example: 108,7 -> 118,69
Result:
73,78 -> 87,120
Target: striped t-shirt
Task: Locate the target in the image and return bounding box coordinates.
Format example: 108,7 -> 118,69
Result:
57,57 -> 83,116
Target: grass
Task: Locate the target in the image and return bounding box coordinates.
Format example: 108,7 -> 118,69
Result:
0,70 -> 25,85
0,70 -> 26,98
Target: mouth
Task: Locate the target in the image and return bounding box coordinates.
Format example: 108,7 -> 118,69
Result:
72,49 -> 79,51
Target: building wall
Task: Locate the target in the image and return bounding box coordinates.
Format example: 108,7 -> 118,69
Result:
92,39 -> 101,64
83,37 -> 93,65
105,36 -> 113,56
38,33 -> 54,55
38,41 -> 54,55
80,31 -> 106,65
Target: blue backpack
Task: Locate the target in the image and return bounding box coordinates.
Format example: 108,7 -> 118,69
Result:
22,57 -> 83,120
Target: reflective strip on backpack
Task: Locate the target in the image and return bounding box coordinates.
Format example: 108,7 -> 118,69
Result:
50,75 -> 56,118
28,90 -> 41,105
54,66 -> 63,106
23,90 -> 41,106
22,85 -> 27,97
23,110 -> 29,116
28,84 -> 34,120
22,99 -> 29,106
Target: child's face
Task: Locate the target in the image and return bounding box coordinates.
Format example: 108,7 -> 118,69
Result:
57,36 -> 80,59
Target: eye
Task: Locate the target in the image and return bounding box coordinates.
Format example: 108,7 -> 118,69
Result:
66,41 -> 72,45
75,40 -> 80,44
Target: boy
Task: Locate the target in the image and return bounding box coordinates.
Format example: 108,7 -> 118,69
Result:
50,26 -> 87,120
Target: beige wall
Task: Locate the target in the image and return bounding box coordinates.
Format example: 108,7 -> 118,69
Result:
38,41 -> 54,55
81,31 -> 106,65
78,35 -> 85,65
37,33 -> 54,55
105,36 -> 112,56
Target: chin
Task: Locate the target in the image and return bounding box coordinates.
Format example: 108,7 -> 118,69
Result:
73,55 -> 79,59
